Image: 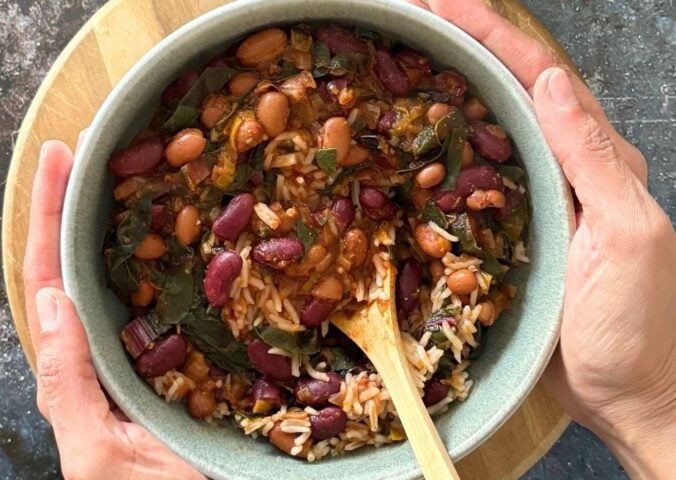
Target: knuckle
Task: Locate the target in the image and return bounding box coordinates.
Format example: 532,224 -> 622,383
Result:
580,119 -> 616,159
37,351 -> 64,400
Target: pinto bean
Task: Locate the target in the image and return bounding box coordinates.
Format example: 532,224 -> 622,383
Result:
269,423 -> 312,458
109,137 -> 165,178
234,119 -> 265,152
374,48 -> 410,96
463,97 -> 489,121
187,388 -> 216,418
228,72 -> 260,95
161,69 -> 199,104
131,279 -> 155,307
203,250 -> 243,307
397,258 -> 422,315
201,94 -> 231,129
253,237 -> 305,269
340,145 -> 370,167
415,162 -> 446,189
466,189 -> 506,211
343,228 -> 368,268
426,103 -> 453,126
315,25 -> 369,55
454,165 -> 503,199
469,120 -> 512,163
247,338 -> 293,381
300,299 -> 337,328
446,269 -> 478,295
320,117 -> 351,165
175,205 -> 201,246
134,233 -> 167,259
415,224 -> 450,259
429,260 -> 445,281
251,377 -> 287,414
294,372 -> 342,407
256,91 -> 290,138
423,378 -> 450,406
212,193 -> 255,241
462,142 -> 474,167
236,28 -> 288,66
331,197 -> 355,233
166,128 -> 206,167
312,275 -> 344,302
359,187 -> 397,221
310,406 -> 348,440
135,333 -> 187,378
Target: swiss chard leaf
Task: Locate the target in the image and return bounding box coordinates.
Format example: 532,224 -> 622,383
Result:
329,53 -> 367,76
116,197 -> 152,249
311,42 -> 331,77
411,127 -> 437,157
223,163 -> 256,196
316,148 -> 337,177
450,213 -> 483,256
480,254 -> 506,279
421,200 -> 449,229
295,221 -> 318,251
493,164 -> 525,182
438,130 -> 464,191
162,66 -> 235,134
182,308 -> 251,372
255,325 -> 321,355
435,353 -> 456,378
323,345 -> 360,372
426,305 -> 462,325
106,249 -> 140,293
156,269 -> 194,325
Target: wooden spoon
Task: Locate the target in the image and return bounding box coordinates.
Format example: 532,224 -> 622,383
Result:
330,260 -> 461,480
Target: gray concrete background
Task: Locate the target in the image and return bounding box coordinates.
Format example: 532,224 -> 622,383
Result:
0,1 -> 673,478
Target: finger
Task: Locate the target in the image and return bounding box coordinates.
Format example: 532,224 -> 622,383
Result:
24,141 -> 74,355
533,67 -> 641,218
35,288 -> 115,444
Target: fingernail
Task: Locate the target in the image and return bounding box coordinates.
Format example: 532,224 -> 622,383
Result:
36,289 -> 59,332
547,68 -> 579,108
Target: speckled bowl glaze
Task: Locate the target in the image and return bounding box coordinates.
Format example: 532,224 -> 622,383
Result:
61,0 -> 573,478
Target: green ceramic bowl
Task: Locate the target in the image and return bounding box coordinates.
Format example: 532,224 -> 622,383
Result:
62,0 -> 574,478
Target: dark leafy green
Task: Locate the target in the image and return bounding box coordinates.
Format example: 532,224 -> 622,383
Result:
223,163 -> 257,196
156,270 -> 194,325
500,199 -> 530,243
426,305 -> 462,325
182,307 -> 251,372
450,213 -> 482,255
106,249 -> 140,293
411,127 -> 437,157
480,254 -> 506,279
435,354 -> 456,377
311,42 -> 331,77
493,164 -> 525,182
421,200 -> 449,229
329,53 -> 368,76
322,345 -> 360,372
438,129 -> 464,191
255,325 -> 320,355
316,148 -> 337,177
295,221 -> 318,251
116,197 -> 152,253
162,66 -> 235,134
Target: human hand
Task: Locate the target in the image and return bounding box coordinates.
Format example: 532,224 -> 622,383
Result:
23,140 -> 205,480
411,0 -> 676,476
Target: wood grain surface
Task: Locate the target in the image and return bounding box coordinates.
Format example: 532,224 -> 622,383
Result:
2,0 -> 571,478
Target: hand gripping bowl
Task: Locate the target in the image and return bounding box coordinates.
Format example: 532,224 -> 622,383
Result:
61,0 -> 574,478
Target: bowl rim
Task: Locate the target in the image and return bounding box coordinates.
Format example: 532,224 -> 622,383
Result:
61,0 -> 575,478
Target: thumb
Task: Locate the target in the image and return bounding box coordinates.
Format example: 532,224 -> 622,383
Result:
533,67 -> 638,217
35,288 -> 114,444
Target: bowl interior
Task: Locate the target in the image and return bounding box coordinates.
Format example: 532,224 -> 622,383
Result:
62,1 -> 572,479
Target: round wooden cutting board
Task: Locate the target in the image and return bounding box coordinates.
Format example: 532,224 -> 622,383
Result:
3,0 -> 576,478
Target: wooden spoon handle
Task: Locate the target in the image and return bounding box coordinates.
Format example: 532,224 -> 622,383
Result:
373,342 -> 461,480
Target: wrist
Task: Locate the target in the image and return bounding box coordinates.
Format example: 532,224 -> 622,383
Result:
590,378 -> 676,478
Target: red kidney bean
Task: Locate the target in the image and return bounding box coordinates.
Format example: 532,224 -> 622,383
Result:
493,189 -> 524,221
374,48 -> 410,96
204,250 -> 243,307
395,48 -> 431,86
135,333 -> 187,378
454,164 -> 503,199
300,299 -> 337,328
211,193 -> 255,241
150,204 -> 167,231
316,26 -> 369,55
423,378 -> 450,407
294,372 -> 342,407
377,110 -> 396,135
397,258 -> 422,315
109,137 -> 165,178
331,197 -> 355,233
205,55 -> 229,69
251,377 -> 287,410
247,338 -> 293,381
161,69 -> 199,105
310,406 -> 348,440
249,171 -> 264,187
469,120 -> 512,163
433,70 -> 467,106
434,188 -> 464,213
359,186 -> 397,221
252,237 -> 305,269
